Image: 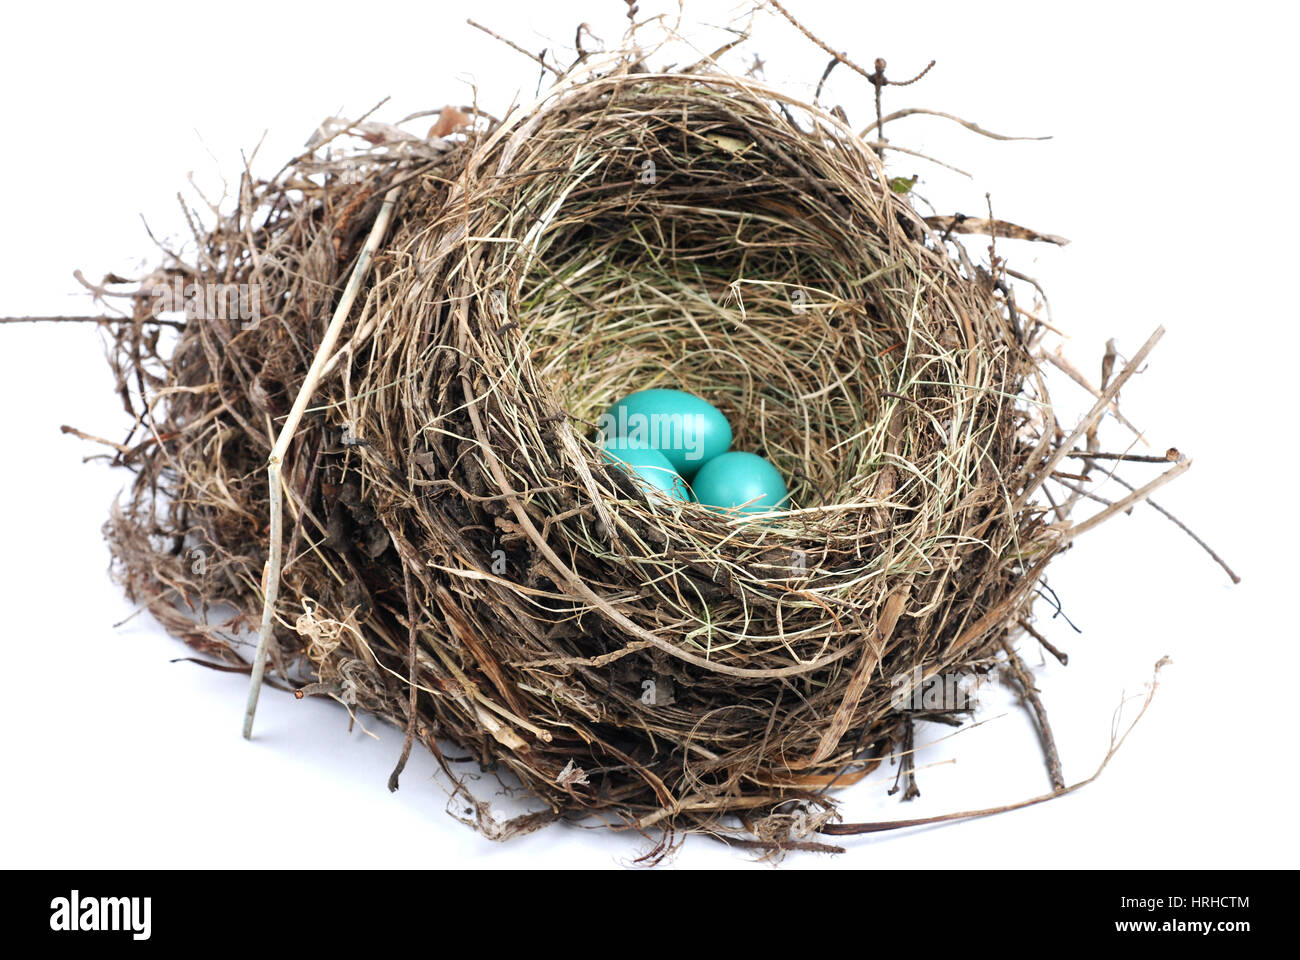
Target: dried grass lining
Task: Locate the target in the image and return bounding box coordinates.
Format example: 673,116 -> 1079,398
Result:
88,47 -> 1196,856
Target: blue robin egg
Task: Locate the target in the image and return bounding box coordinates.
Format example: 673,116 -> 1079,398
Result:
598,389 -> 732,479
691,451 -> 789,515
600,438 -> 691,502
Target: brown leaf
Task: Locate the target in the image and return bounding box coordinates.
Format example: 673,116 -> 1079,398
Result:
429,106 -> 471,139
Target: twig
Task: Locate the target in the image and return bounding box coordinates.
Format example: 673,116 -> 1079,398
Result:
860,107 -> 1049,141
59,424 -> 131,455
814,57 -> 838,103
766,1 -> 878,83
683,29 -> 751,74
867,59 -> 934,142
243,180 -> 403,740
1085,338 -> 1119,457
1017,325 -> 1166,510
388,559 -> 421,791
0,314 -> 186,330
1042,348 -> 1147,443
1004,267 -> 1054,328
887,716 -> 921,800
1063,449 -> 1179,464
1018,618 -> 1068,666
1001,639 -> 1065,791
1057,451 -> 1236,584
820,658 -> 1171,836
1109,474 -> 1242,585
885,62 -> 936,87
766,1 -> 932,143
467,19 -> 561,77
1062,456 -> 1193,544
864,141 -> 972,178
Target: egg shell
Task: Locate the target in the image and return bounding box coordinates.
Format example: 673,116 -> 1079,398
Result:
599,389 -> 731,478
691,451 -> 789,515
600,438 -> 691,502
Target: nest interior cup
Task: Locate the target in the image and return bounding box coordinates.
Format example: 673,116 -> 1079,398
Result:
106,66 -> 1065,850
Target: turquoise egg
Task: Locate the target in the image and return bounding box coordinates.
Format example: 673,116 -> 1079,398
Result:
598,389 -> 731,479
691,451 -> 789,515
600,438 -> 691,502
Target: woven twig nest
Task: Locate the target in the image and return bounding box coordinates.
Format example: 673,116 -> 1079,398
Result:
96,41 -> 1186,856
371,69 -> 1043,824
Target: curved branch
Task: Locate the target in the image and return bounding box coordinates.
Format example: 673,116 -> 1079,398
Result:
862,107 -> 1050,141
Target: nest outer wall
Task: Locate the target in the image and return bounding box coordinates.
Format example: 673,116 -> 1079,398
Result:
103,58 -> 1090,851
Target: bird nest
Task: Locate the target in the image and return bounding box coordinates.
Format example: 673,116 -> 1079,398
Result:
94,30 -> 1191,858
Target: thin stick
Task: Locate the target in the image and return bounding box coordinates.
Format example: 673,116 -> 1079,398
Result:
467,19 -> 561,77
388,559 -> 420,791
1018,618 -> 1068,666
860,107 -> 1050,141
58,424 -> 131,455
766,1 -> 877,83
1109,474 -> 1242,584
0,314 -> 186,330
1001,639 -> 1065,791
1054,466 -> 1237,584
242,181 -> 403,740
1042,348 -> 1147,443
683,29 -> 751,75
1016,325 -> 1165,510
1062,456 -> 1193,544
814,57 -> 838,103
820,658 -> 1170,836
865,141 -> 972,177
1063,449 -> 1178,464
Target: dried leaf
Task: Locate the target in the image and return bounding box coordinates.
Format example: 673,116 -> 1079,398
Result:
704,133 -> 751,154
925,215 -> 1069,246
556,760 -> 590,787
429,106 -> 471,139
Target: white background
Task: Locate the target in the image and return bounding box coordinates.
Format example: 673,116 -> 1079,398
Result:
1,0 -> 1295,869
